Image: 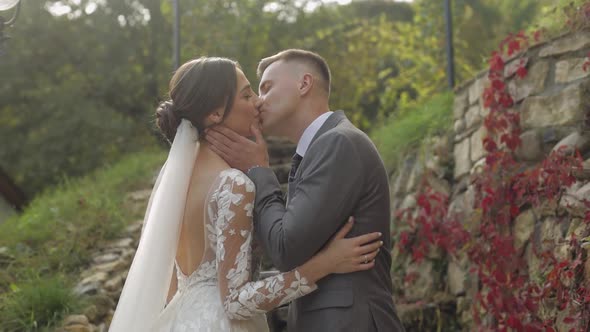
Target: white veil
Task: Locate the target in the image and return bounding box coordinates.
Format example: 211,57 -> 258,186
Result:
109,119 -> 199,331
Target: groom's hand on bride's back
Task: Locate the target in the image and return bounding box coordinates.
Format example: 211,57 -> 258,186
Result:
205,124 -> 270,172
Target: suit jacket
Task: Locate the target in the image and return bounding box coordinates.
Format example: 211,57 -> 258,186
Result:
248,111 -> 405,332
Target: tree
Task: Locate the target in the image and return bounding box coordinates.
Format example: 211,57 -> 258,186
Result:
0,1 -> 158,195
0,0 -> 553,196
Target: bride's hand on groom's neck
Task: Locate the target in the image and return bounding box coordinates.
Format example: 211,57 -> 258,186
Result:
205,124 -> 269,173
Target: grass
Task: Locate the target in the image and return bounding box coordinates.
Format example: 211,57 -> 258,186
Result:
0,276 -> 81,332
0,148 -> 166,331
370,92 -> 454,172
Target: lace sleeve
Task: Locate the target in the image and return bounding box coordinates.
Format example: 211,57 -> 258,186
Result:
215,170 -> 317,320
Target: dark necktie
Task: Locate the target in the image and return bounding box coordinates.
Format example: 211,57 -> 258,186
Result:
288,153 -> 303,183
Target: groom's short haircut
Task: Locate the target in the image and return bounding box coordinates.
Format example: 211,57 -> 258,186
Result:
257,49 -> 331,97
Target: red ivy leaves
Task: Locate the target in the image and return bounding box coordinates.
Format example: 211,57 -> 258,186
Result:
499,31 -> 529,56
489,51 -> 505,72
395,25 -> 590,332
396,189 -> 469,262
500,132 -> 521,151
483,137 -> 498,153
470,29 -> 590,331
516,65 -> 528,79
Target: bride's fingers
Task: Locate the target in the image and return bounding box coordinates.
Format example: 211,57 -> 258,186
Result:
333,217 -> 354,240
355,248 -> 379,265
352,231 -> 382,246
356,240 -> 384,255
354,257 -> 376,271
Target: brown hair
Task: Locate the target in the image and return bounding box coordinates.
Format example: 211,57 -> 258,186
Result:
257,49 -> 331,96
156,57 -> 239,142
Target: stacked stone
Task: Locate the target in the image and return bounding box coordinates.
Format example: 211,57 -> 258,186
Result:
390,29 -> 590,330
57,191 -> 147,332
452,29 -> 590,330
389,134 -> 457,330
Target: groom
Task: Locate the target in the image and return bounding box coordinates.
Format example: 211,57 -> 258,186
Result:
206,49 -> 404,331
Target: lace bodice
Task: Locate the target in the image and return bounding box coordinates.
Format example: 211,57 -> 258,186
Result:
171,169 -> 317,321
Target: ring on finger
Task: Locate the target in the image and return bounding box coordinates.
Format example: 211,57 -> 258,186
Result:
363,254 -> 368,264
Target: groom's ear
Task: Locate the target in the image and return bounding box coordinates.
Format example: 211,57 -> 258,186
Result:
299,73 -> 313,96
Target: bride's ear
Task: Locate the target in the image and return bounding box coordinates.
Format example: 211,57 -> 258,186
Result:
205,108 -> 225,126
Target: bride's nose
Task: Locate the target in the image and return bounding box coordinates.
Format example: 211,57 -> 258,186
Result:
254,95 -> 263,109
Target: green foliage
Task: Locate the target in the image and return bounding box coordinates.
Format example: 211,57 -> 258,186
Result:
301,16 -> 405,129
450,0 -> 542,70
371,92 -> 454,172
0,276 -> 81,332
175,0 -> 416,130
0,0 -> 554,197
407,0 -> 546,80
0,0 -> 162,196
0,149 -> 165,329
531,0 -> 590,37
301,0 -> 547,128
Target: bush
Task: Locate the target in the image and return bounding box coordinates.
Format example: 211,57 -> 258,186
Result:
370,92 -> 453,172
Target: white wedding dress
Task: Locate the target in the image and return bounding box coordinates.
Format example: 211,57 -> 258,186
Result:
151,169 -> 317,331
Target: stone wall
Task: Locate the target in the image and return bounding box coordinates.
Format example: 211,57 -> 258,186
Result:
390,30 -> 590,330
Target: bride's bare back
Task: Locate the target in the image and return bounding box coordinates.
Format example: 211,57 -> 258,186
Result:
170,144 -> 230,296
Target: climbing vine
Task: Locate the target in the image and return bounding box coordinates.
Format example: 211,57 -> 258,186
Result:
396,4 -> 590,330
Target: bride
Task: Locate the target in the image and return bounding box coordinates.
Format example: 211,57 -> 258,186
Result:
108,57 -> 383,331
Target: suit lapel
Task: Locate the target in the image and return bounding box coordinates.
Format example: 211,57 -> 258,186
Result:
287,111 -> 348,201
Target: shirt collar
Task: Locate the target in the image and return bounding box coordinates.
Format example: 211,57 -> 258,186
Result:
296,111 -> 333,157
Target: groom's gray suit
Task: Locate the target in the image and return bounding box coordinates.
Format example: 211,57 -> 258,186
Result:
248,111 -> 404,331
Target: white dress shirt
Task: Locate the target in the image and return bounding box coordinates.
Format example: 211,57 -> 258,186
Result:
296,111 -> 333,157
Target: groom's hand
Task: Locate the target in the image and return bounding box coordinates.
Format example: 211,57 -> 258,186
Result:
205,124 -> 270,173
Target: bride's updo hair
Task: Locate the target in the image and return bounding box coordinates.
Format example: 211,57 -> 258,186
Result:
156,57 -> 239,143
